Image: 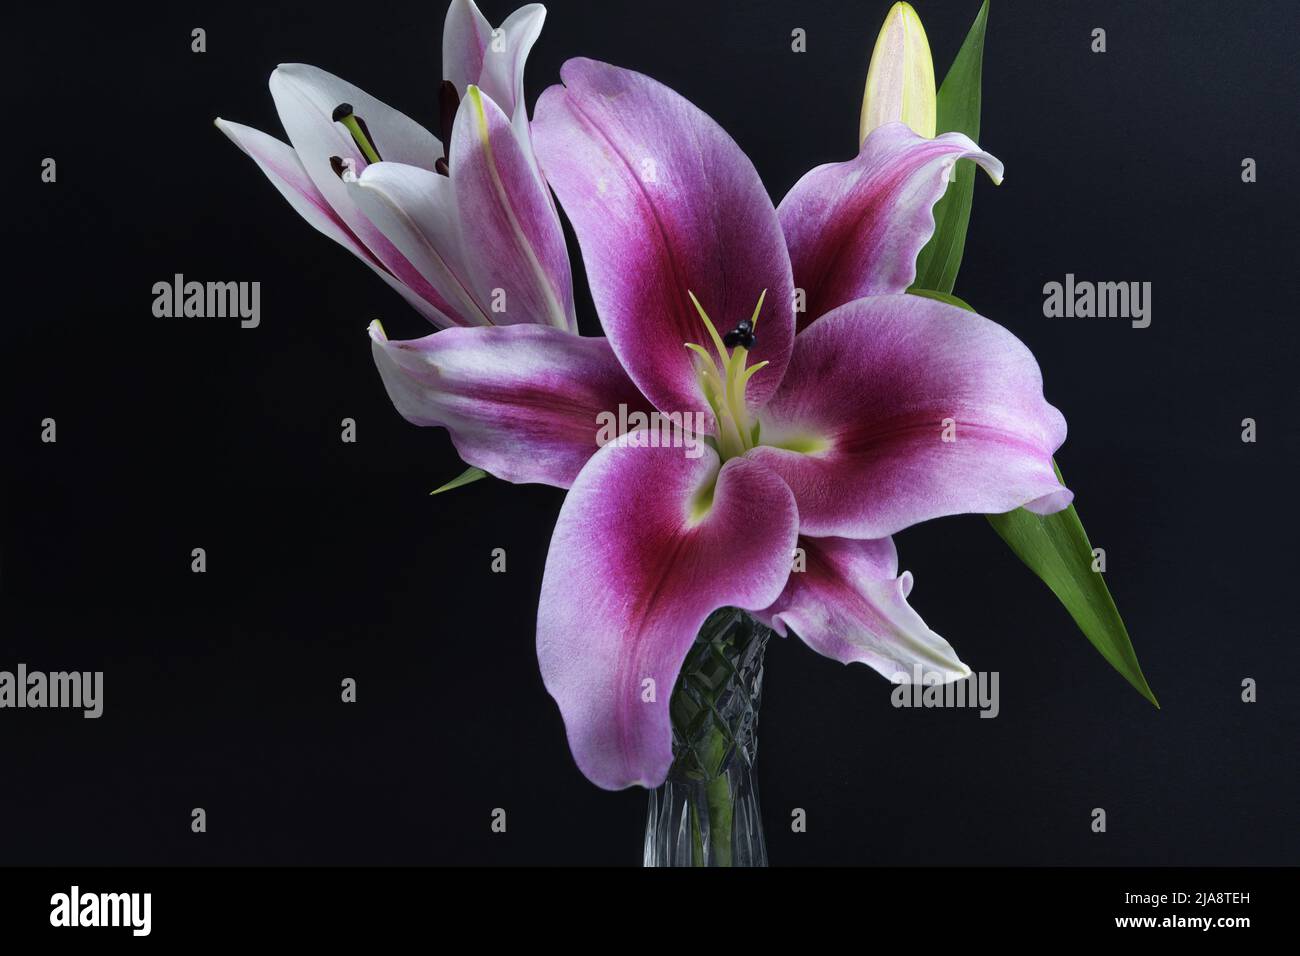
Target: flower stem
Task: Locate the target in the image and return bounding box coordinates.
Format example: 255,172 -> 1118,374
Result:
644,608 -> 771,866
704,767 -> 734,866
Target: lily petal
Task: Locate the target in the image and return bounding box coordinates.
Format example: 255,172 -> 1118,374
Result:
442,0 -> 494,101
443,0 -> 545,121
369,321 -> 648,487
269,64 -> 455,323
778,122 -> 1003,329
451,86 -> 577,331
533,58 -> 796,417
749,294 -> 1071,539
537,443 -> 798,789
271,63 -> 442,171
347,161 -> 492,327
478,4 -> 547,121
757,535 -> 969,682
216,119 -> 456,326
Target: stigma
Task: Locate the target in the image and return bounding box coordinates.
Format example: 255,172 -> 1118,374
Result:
723,319 -> 755,350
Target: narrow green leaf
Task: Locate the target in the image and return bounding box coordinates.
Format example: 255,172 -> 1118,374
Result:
908,288 -> 976,311
430,465 -> 488,495
987,464 -> 1159,708
917,289 -> 1156,706
911,0 -> 989,294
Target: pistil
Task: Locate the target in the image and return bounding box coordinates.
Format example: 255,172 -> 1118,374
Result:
331,103 -> 383,164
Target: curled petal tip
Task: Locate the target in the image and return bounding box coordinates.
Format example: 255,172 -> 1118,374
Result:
213,118 -> 241,148
1023,484 -> 1074,515
367,319 -> 388,342
980,154 -> 1006,186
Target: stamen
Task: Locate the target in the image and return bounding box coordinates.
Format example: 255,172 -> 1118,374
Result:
737,360 -> 770,387
748,288 -> 768,333
683,289 -> 771,461
332,102 -> 383,164
687,291 -> 731,366
438,80 -> 460,176
684,343 -> 723,386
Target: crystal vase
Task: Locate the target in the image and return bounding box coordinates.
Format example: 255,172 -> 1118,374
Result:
643,607 -> 771,866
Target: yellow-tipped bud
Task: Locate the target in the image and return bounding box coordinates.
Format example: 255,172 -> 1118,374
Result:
860,2 -> 937,142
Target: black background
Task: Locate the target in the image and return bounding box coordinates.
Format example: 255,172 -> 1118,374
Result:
5,0 -> 1297,866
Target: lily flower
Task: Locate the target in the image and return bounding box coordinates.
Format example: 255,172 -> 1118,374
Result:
215,0 -> 575,332
526,60 -> 1071,790
367,56 -> 1071,789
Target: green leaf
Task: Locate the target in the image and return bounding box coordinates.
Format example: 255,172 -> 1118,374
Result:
908,288 -> 976,311
911,0 -> 989,294
916,289 -> 1156,706
988,463 -> 1159,708
430,465 -> 488,495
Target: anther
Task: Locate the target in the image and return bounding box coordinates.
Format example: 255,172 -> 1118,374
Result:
437,80 -> 460,176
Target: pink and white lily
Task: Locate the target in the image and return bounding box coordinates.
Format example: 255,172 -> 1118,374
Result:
372,56 -> 1072,790
215,0 -> 575,332
535,60 -> 1069,790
